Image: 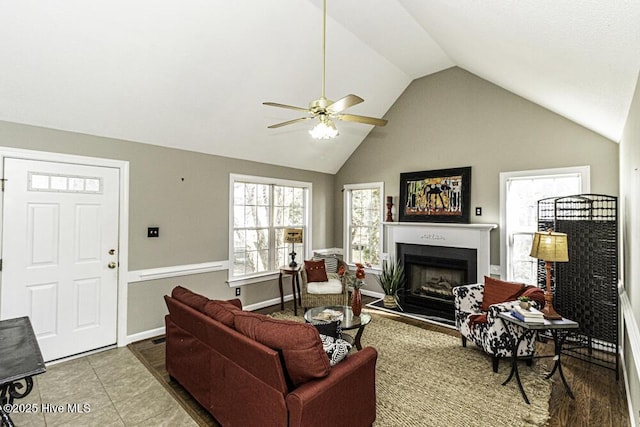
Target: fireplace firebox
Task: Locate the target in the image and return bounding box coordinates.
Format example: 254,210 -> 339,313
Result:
397,243 -> 477,322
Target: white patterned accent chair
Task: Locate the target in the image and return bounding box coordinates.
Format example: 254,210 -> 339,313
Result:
453,282 -> 543,372
300,256 -> 349,310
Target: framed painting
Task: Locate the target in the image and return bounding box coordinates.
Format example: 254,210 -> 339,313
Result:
399,166 -> 471,223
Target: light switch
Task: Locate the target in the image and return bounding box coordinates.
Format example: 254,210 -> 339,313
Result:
148,227 -> 159,238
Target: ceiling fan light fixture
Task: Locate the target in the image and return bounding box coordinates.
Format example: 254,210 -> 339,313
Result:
309,116 -> 339,139
263,0 -> 387,134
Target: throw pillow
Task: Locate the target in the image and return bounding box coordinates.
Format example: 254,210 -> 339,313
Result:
313,254 -> 339,274
305,259 -> 328,283
312,320 -> 342,339
319,334 -> 352,366
203,299 -> 243,328
480,276 -> 525,311
171,286 -> 209,312
234,312 -> 330,386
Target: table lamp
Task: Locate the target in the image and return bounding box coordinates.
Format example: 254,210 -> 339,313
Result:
529,230 -> 568,320
284,228 -> 303,268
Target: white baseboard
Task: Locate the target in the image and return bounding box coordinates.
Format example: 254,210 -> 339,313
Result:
126,295 -> 299,344
126,326 -> 166,344
243,294 -> 297,312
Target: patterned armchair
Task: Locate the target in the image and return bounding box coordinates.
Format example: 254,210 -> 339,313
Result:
300,256 -> 349,310
452,283 -> 543,372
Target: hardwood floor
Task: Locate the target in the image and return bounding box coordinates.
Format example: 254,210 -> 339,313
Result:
133,297 -> 630,427
543,346 -> 629,427
351,297 -> 629,427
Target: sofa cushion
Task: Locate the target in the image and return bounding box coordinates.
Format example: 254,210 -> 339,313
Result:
235,312 -> 330,386
306,278 -> 343,295
480,276 -> 525,311
203,299 -> 243,328
319,334 -> 351,366
304,259 -> 328,283
171,286 -> 209,312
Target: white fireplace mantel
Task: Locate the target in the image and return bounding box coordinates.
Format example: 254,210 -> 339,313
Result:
383,222 -> 497,281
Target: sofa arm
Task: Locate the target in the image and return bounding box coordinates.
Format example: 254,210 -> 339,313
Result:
452,283 -> 484,314
286,346 -> 378,427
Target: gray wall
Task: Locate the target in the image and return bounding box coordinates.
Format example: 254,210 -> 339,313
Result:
0,67 -> 623,338
620,70 -> 640,427
0,120 -> 336,334
335,67 -> 619,282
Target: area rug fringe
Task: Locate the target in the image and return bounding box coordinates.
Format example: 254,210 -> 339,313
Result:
271,309 -> 551,427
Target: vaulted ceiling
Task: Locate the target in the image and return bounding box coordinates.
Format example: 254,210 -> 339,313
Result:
1,1 -> 639,174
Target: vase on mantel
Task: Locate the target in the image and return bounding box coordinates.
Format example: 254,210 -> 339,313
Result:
351,289 -> 362,317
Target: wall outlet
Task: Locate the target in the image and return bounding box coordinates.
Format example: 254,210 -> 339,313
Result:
147,227 -> 159,238
475,207 -> 482,216
235,288 -> 241,297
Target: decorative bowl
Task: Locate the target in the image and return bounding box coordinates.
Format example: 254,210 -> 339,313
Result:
519,301 -> 532,310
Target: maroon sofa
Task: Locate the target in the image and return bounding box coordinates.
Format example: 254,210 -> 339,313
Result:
164,286 -> 378,426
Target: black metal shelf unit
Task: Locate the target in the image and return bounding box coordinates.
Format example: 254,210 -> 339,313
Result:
537,194 -> 619,378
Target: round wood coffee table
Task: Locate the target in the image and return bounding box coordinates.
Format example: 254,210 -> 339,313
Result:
304,305 -> 371,350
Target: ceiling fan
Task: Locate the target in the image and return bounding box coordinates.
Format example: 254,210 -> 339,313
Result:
263,0 -> 387,139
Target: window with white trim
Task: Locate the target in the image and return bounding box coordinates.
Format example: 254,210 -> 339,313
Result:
343,182 -> 384,268
500,166 -> 589,283
229,174 -> 311,281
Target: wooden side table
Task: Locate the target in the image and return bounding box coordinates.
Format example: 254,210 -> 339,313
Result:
498,312 -> 578,404
279,266 -> 301,315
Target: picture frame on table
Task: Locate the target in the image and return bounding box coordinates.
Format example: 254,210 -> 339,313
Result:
399,166 -> 471,223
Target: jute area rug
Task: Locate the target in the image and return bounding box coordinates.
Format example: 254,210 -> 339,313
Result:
271,309 -> 551,427
130,309 -> 551,426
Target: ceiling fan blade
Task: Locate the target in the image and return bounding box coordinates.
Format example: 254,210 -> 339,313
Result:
267,117 -> 314,129
336,114 -> 388,127
327,94 -> 364,113
263,102 -> 310,113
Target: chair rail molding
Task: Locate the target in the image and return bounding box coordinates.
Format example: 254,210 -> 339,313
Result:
128,260 -> 229,283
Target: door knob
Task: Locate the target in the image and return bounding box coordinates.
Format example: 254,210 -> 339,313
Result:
109,249 -> 116,255
108,262 -> 117,269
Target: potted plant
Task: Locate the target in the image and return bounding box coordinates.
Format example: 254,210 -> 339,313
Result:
517,295 -> 532,310
376,259 -> 405,309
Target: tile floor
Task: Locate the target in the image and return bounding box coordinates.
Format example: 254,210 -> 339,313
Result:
7,347 -> 196,427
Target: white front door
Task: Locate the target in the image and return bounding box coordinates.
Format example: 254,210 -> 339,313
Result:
1,158 -> 120,362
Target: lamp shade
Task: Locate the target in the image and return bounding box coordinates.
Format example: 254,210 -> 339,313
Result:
530,231 -> 569,262
283,228 -> 303,244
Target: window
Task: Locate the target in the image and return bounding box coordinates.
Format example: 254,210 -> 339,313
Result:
343,183 -> 384,268
229,174 -> 311,283
500,166 -> 589,283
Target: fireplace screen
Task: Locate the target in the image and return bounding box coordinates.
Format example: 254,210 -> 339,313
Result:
396,243 -> 477,321
408,263 -> 465,299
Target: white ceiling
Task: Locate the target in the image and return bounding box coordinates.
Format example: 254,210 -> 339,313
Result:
1,0 -> 639,174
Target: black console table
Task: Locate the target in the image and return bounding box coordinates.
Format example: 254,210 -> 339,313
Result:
498,312 -> 578,404
0,317 -> 46,427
